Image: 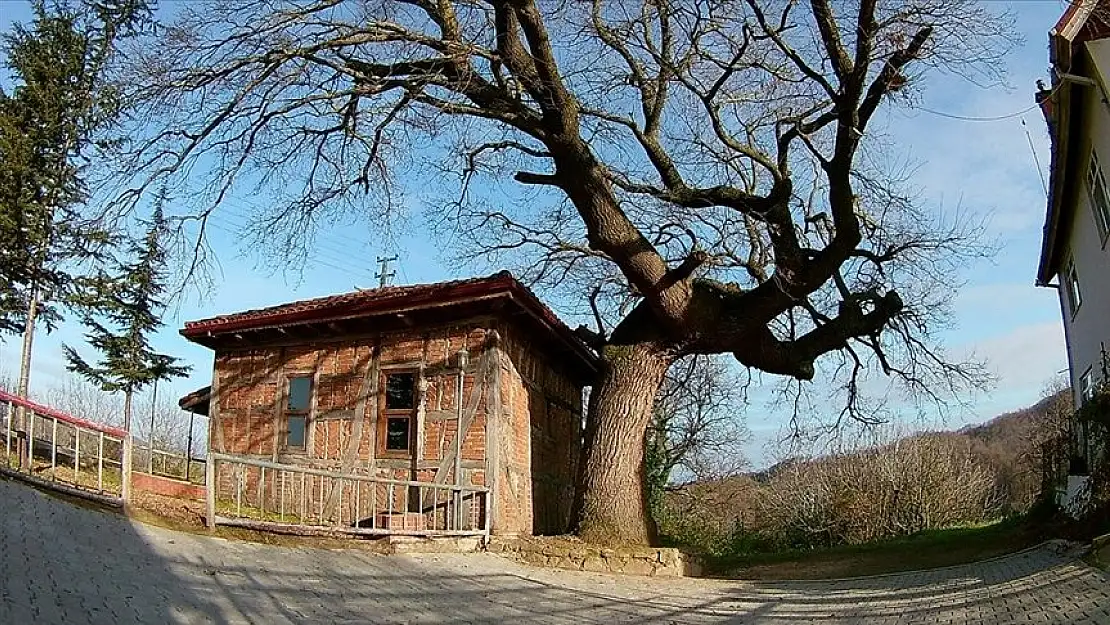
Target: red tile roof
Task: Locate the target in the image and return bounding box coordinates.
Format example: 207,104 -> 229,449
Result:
181,271 -> 598,368
178,386 -> 211,415
1053,0 -> 1086,38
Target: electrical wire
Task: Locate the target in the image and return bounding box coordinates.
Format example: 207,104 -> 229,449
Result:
908,78 -> 1063,123
206,212 -> 373,270
911,101 -> 1044,122
204,219 -> 377,283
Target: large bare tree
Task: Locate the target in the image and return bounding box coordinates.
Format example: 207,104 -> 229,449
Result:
114,0 -> 1009,544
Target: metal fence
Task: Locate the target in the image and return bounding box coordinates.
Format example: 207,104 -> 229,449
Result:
207,453 -> 490,537
1,389 -> 132,505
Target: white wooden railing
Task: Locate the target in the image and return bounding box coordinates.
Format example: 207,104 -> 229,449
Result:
132,446 -> 206,484
207,453 -> 490,537
1,389 -> 132,505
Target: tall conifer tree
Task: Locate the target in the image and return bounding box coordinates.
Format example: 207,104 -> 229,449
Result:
64,206 -> 189,431
0,0 -> 153,400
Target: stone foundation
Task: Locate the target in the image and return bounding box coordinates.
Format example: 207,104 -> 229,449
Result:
387,535 -> 484,554
488,536 -> 701,577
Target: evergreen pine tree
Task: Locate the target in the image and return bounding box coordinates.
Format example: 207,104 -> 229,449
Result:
64,206 -> 190,431
0,0 -> 153,401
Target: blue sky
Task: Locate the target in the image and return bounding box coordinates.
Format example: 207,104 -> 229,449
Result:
0,1 -> 1074,467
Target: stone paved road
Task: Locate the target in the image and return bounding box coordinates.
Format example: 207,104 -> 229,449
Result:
2,479 -> 1109,624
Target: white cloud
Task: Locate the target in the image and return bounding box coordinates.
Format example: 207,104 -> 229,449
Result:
951,282 -> 1061,334
967,321 -> 1066,386
888,102 -> 1049,236
956,320 -> 1068,424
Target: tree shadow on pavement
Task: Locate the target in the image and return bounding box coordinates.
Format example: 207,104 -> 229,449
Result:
3,477 -> 1109,624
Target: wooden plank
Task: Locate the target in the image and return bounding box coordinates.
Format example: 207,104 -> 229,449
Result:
121,435 -> 132,504
486,330 -> 503,531
415,333 -> 431,473
323,342 -> 379,518
207,453 -> 488,493
432,345 -> 494,484
198,309 -> 505,350
0,466 -> 124,509
271,348 -> 286,462
209,352 -> 225,454
425,409 -> 462,422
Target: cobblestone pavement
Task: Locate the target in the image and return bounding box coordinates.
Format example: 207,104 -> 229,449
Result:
2,479 -> 1109,624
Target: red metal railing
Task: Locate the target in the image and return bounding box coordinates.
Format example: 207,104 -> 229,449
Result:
1,389 -> 132,505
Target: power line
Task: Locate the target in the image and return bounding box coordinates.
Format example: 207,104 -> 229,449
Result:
911,101 -> 1043,122
201,221 -> 366,278
204,220 -> 367,278
218,195 -> 385,253
909,79 -> 1064,123
202,201 -> 412,288
204,220 -> 377,282
396,252 -> 411,284
205,213 -> 373,271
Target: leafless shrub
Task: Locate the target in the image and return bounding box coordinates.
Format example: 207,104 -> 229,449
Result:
757,432 -> 1004,546
40,375 -> 124,427
663,382 -> 1079,553
648,355 -> 751,485
40,375 -> 193,452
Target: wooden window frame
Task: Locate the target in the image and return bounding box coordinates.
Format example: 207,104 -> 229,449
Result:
282,373 -> 314,452
377,370 -> 417,459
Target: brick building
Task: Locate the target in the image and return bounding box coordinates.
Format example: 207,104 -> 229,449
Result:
179,272 -> 597,536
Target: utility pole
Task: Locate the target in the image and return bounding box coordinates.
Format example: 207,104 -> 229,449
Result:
376,255 -> 398,288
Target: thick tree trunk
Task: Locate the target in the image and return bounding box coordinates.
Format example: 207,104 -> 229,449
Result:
575,342 -> 672,545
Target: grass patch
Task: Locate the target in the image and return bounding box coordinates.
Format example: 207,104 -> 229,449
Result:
699,517 -> 1045,580
1085,533 -> 1110,571
215,499 -> 314,525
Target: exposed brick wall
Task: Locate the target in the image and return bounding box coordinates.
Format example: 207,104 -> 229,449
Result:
132,472 -> 205,501
499,327 -> 585,536
207,316 -> 588,537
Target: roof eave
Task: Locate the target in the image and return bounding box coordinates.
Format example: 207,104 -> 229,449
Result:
502,286 -> 600,374
180,275 -> 600,373
181,275 -> 519,338
1038,78 -> 1071,286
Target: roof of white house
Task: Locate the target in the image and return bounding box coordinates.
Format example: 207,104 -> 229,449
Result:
1038,0 -> 1110,284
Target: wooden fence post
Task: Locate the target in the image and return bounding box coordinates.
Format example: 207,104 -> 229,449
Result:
483,490 -> 492,538
121,435 -> 133,505
206,454 -> 216,529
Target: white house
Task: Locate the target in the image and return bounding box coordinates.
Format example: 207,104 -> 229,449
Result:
1037,0 -> 1110,485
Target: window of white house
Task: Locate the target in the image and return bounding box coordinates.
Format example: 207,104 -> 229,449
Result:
1081,368 -> 1096,406
284,375 -> 313,449
1066,262 -> 1082,316
1088,150 -> 1110,243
